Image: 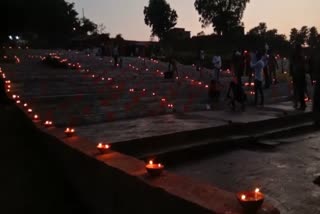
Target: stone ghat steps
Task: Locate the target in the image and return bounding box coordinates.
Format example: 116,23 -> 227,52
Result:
11,83 -> 210,102
22,97 -> 212,127
111,112 -> 315,164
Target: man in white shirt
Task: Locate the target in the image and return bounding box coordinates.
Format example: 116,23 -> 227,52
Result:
251,52 -> 265,106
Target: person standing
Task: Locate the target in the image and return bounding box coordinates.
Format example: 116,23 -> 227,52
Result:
245,50 -> 254,85
251,52 -> 265,106
290,45 -> 307,110
262,54 -> 271,88
196,49 -> 205,79
310,48 -> 320,125
112,46 -> 119,67
269,53 -> 279,84
212,55 -> 222,82
232,50 -> 244,85
165,57 -> 178,79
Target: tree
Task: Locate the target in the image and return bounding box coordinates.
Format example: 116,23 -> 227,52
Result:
194,0 -> 250,36
248,23 -> 267,36
290,28 -> 299,45
308,27 -> 319,48
298,26 -> 309,45
144,0 -> 178,41
290,26 -> 309,46
197,31 -> 206,37
79,18 -> 98,35
115,34 -> 124,41
97,24 -> 106,34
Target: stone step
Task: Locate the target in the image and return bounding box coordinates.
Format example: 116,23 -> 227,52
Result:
136,121 -> 317,166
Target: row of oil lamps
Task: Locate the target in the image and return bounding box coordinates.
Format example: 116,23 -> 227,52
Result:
69,53 -> 177,111
2,67 -> 167,178
73,56 -> 266,213
2,56 -> 265,213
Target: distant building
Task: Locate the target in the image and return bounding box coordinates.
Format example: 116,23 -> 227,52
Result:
167,28 -> 191,40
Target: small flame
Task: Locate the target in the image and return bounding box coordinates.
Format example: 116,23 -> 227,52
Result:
255,188 -> 260,193
241,195 -> 246,200
149,160 -> 153,165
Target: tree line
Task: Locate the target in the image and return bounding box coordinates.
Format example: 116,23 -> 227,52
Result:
144,0 -> 320,49
0,0 -> 102,47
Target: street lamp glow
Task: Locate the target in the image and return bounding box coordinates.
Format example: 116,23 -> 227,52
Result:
8,35 -> 13,40
15,36 -> 20,40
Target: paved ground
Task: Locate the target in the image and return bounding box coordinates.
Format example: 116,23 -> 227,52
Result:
170,132 -> 320,214
75,102 -> 313,144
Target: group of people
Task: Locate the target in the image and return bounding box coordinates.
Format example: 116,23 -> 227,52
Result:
290,45 -> 320,123
207,45 -> 320,117
208,49 -> 271,110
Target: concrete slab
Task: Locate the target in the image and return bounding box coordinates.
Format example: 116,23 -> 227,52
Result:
170,132 -> 320,214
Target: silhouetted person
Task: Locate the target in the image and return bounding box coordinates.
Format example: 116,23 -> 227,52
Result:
262,54 -> 271,88
165,57 -> 178,79
251,52 -> 265,106
290,45 -> 306,110
112,46 -> 119,67
310,48 -> 320,125
245,50 -> 254,85
226,78 -> 246,111
232,50 -> 244,85
269,52 -> 279,84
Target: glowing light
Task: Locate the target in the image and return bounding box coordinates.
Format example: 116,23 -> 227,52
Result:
241,195 -> 246,200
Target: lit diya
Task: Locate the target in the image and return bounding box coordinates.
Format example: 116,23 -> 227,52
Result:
27,108 -> 33,114
168,104 -> 174,109
44,120 -> 53,128
237,188 -> 264,213
65,128 -> 75,137
23,103 -> 28,108
33,114 -> 39,121
145,160 -> 164,176
96,143 -> 110,154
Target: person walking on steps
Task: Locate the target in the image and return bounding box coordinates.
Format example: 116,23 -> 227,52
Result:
251,52 -> 265,107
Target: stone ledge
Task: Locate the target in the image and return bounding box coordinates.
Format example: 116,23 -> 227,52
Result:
33,121 -> 280,214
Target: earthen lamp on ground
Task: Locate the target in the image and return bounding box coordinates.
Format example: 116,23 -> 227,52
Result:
145,160 -> 164,177
44,120 -> 53,128
33,114 -> 39,121
96,143 -> 110,154
237,188 -> 264,214
65,128 -> 75,137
